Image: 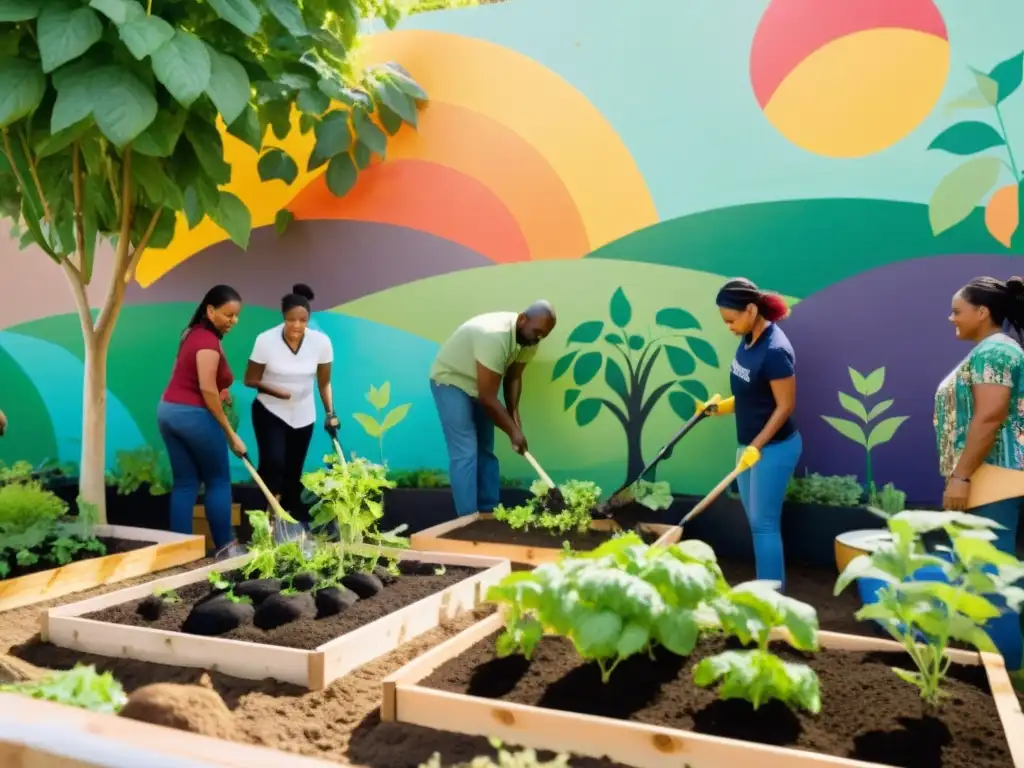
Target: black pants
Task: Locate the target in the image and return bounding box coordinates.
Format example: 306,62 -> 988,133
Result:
251,399 -> 314,522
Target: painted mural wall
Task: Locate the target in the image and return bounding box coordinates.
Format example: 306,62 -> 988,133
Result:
2,0 -> 1024,504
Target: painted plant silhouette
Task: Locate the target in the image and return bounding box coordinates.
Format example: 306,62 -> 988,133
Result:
552,288 -> 719,481
927,49 -> 1024,247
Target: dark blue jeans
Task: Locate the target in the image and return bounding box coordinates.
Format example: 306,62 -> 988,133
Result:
430,381 -> 500,517
157,401 -> 234,549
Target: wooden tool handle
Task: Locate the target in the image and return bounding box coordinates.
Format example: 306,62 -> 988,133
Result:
242,456 -> 298,524
523,451 -> 556,488
679,464 -> 748,527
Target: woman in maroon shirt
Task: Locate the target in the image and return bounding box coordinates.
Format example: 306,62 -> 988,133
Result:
158,285 -> 245,556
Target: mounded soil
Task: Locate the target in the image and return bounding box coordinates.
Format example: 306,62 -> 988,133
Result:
420,631 -> 1010,768
83,566 -> 479,650
1,555 -> 1015,767
441,518 -> 660,549
4,536 -> 153,580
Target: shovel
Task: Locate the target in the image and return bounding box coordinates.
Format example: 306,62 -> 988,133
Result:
522,451 -> 556,488
594,394 -> 722,528
326,422 -> 348,465
673,462 -> 750,534
240,454 -> 304,544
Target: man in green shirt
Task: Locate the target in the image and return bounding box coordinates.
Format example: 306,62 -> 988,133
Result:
429,302 -> 557,516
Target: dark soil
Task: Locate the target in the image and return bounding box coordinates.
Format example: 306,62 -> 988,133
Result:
81,567 -> 479,650
442,518 -> 660,550
421,631 -> 1011,768
5,536 -> 153,580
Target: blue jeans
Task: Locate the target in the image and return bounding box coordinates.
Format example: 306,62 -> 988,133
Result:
736,431 -> 802,588
431,381 -> 500,517
967,495 -> 1023,670
157,401 -> 234,549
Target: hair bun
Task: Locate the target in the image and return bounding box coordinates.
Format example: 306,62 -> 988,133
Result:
292,283 -> 315,301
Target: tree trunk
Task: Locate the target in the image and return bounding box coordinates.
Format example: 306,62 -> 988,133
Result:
624,416 -> 646,485
79,334 -> 109,523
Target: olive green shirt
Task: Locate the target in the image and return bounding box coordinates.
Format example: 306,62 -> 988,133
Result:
429,312 -> 538,397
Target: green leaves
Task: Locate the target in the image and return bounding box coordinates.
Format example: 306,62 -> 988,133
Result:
210,190 -> 251,249
609,287 -> 631,327
266,0 -> 307,36
567,320 -> 603,344
118,12 -> 173,60
257,148 -> 298,185
312,111 -> 353,168
655,307 -> 699,330
867,417 -> 908,450
821,416 -> 866,447
353,108 -> 386,156
928,156 -> 1002,236
325,152 -> 358,196
693,650 -> 821,714
0,0 -> 42,22
0,664 -> 127,715
823,366 -> 908,479
207,0 -> 261,35
572,351 -> 602,386
0,58 -> 45,128
151,30 -> 211,107
205,47 -> 250,124
665,345 -> 696,377
91,65 -> 157,147
494,479 -> 600,536
37,1 -> 102,73
987,51 -> 1024,104
927,121 -> 1005,155
574,398 -> 602,426
850,366 -> 883,397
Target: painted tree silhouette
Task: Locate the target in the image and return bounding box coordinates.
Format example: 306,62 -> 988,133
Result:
552,287 -> 720,481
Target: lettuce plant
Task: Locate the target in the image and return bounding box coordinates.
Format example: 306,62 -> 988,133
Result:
487,533 -> 725,682
835,510 -> 1024,705
493,479 -> 601,535
0,664 -> 126,714
695,581 -> 821,713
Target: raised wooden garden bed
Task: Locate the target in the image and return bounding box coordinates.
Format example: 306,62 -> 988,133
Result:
43,550 -> 510,690
409,513 -> 681,566
383,613 -> 1024,768
0,693 -> 336,767
0,526 -> 204,613
192,502 -> 242,550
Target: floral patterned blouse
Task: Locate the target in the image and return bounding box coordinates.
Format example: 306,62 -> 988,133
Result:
934,333 -> 1024,478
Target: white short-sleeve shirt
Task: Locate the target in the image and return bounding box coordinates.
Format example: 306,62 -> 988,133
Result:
249,324 -> 334,428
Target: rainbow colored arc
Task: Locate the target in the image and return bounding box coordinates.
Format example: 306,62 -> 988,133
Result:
136,30 -> 657,286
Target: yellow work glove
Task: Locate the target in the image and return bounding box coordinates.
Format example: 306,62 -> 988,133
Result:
696,395 -> 735,416
736,445 -> 761,470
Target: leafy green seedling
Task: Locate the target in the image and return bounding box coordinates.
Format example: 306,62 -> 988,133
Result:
0,664 -> 127,714
352,381 -> 412,464
487,533 -> 723,682
494,479 -> 601,536
835,509 -> 1024,705
419,735 -> 570,767
154,587 -> 180,604
208,571 -> 231,590
695,580 -> 821,713
434,564 -> 447,576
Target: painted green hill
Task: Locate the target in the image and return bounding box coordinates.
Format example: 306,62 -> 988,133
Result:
586,199 -> 1022,297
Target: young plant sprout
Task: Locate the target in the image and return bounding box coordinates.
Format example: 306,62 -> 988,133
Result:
0,664 -> 126,714
695,580 -> 821,713
835,510 -> 1024,705
493,479 -> 601,535
154,587 -> 180,604
419,738 -> 570,767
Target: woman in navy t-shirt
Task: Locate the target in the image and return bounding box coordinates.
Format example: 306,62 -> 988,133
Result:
703,278 -> 801,587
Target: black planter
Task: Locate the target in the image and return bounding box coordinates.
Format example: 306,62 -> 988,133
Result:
380,487 -> 532,534
104,485 -> 171,530
781,503 -> 883,568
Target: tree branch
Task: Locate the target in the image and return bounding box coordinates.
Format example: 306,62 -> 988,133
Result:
596,397 -> 629,429
637,345 -> 663,394
123,208 -> 161,285
61,259 -> 95,342
95,148 -> 134,343
18,132 -> 53,225
640,380 -> 675,422
72,142 -> 86,274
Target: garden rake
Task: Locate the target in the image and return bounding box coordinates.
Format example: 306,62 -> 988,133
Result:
594,394 -> 722,528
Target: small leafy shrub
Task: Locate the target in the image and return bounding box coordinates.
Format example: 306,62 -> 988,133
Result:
785,473 -> 862,507
0,665 -> 126,714
0,460 -> 36,485
695,581 -> 821,713
616,479 -> 673,511
868,482 -> 907,517
391,468 -> 450,488
493,479 -> 601,535
0,480 -> 68,532
107,447 -> 171,496
835,510 -> 1024,705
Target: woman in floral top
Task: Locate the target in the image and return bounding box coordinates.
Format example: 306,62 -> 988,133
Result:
934,275 -> 1024,669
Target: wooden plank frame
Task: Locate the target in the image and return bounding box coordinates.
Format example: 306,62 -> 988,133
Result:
382,613 -> 1024,768
0,526 -> 205,614
0,693 -> 337,767
409,513 -> 682,566
44,550 -> 511,690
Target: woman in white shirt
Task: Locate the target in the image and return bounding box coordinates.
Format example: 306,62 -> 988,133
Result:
244,284 -> 338,522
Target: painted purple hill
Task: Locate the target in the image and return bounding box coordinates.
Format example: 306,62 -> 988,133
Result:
784,253 -> 1024,504
125,220 -> 493,309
